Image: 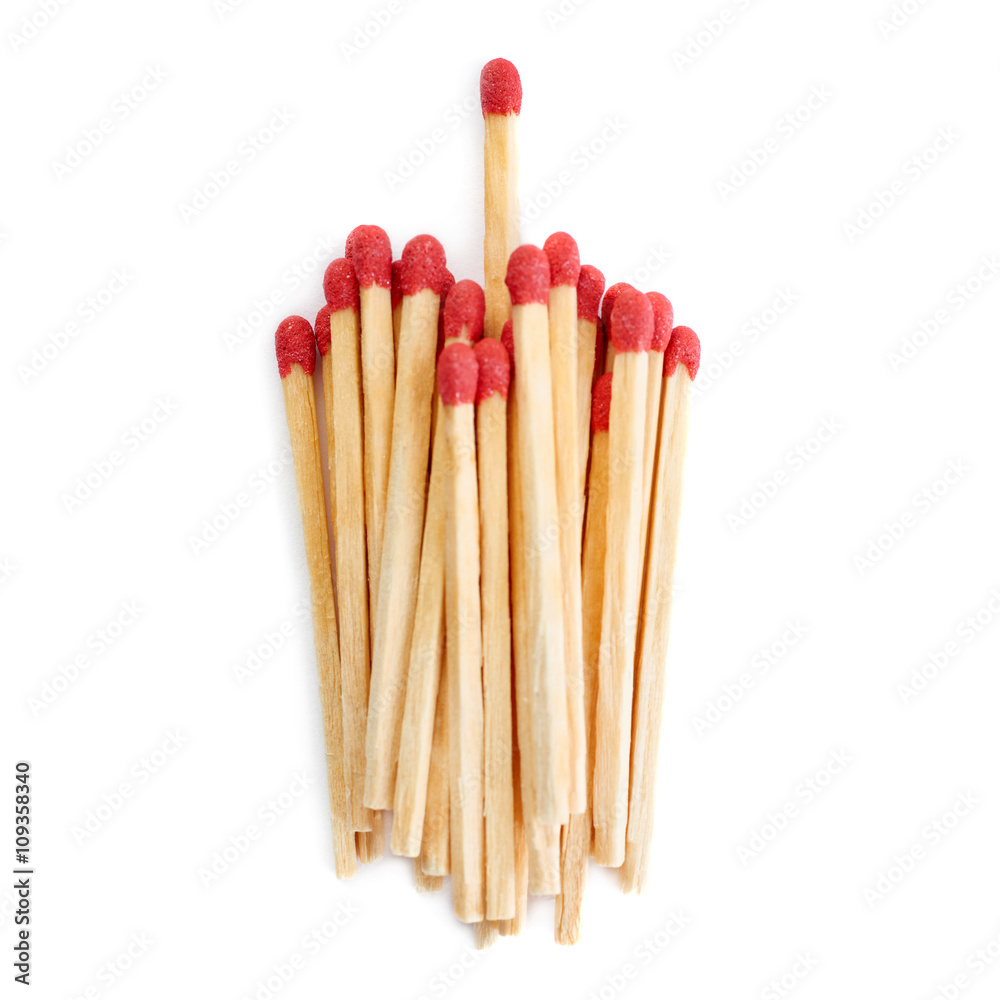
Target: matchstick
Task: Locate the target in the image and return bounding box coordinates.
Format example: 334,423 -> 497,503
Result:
593,289 -> 652,866
314,306 -> 336,520
505,244 -> 570,828
475,921 -> 499,951
481,58 -> 521,340
556,373 -> 612,942
575,265 -> 605,505
623,327 -> 699,894
393,280 -> 484,857
320,260 -> 374,834
420,648 -> 450,877
366,235 -> 449,810
601,282 -> 634,376
275,316 -> 356,879
439,342 -> 485,923
414,866 -> 443,894
543,232 -> 586,814
474,336 -> 515,920
637,292 -> 674,580
357,817 -> 384,864
347,225 -> 394,624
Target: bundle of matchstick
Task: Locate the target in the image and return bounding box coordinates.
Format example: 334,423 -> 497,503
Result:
273,59 -> 700,946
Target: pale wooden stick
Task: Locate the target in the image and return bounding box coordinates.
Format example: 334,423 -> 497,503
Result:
328,303 -> 374,833
474,921 -> 499,951
475,344 -> 515,921
499,744 -> 528,935
414,863 -> 443,894
556,376 -> 611,942
482,59 -> 520,339
420,643 -> 450,876
316,308 -> 336,522
441,343 -> 485,924
623,330 -> 697,893
593,291 -> 651,866
276,324 -> 355,879
392,408 -> 447,856
357,813 -> 384,863
366,244 -> 445,809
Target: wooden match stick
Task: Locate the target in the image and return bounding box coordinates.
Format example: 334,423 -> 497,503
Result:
314,306 -> 336,521
575,265 -> 605,505
275,316 -> 356,879
440,341 -> 485,924
593,289 -> 653,866
543,232 -> 586,814
414,865 -> 443,894
637,293 -> 674,581
346,226 -> 394,623
474,336 -> 515,920
623,327 -> 699,894
505,244 -> 570,828
601,282 -> 634,376
420,646 -> 450,877
392,280 -> 483,857
556,373 -> 612,942
481,58 -> 521,340
320,260 -> 374,834
366,235 -> 448,810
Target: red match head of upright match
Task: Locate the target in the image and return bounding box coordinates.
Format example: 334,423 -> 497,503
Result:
474,337 -> 510,403
314,305 -> 331,356
438,342 -> 478,406
501,319 -> 515,383
399,235 -> 448,297
390,259 -> 404,310
592,372 -> 613,433
480,58 -> 522,117
346,225 -> 391,288
543,232 -> 580,287
275,316 -> 316,377
601,282 -> 635,331
505,245 -> 550,305
323,258 -> 359,314
577,265 -> 605,321
609,288 -> 654,353
664,325 -> 701,380
647,292 -> 674,353
444,280 -> 486,344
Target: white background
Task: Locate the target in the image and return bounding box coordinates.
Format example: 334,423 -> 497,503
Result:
4,0 -> 1000,997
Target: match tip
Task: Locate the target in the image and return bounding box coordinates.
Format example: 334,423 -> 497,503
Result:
601,282 -> 635,331
444,280 -> 485,344
399,235 -> 448,297
592,372 -> 612,433
664,325 -> 701,379
474,337 -> 510,403
609,288 -> 653,353
436,269 -> 457,354
314,305 -> 331,356
437,341 -> 478,406
647,292 -> 674,353
324,258 -> 359,313
577,264 -> 605,321
501,319 -> 515,384
505,244 -> 550,306
347,225 -> 392,289
390,259 -> 403,309
480,58 -> 522,117
543,232 -> 581,287
275,316 -> 316,378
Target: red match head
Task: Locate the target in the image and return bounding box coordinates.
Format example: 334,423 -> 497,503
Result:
609,288 -> 653,353
543,232 -> 580,287
664,325 -> 701,379
324,258 -> 359,313
314,305 -> 331,356
444,280 -> 485,344
505,245 -> 550,306
592,372 -> 612,433
647,292 -> 674,353
275,316 -> 316,378
438,341 -> 478,406
436,268 -> 457,354
501,319 -> 515,384
399,235 -> 448,297
347,225 -> 391,289
601,282 -> 635,330
577,265 -> 605,321
480,58 -> 522,117
474,337 -> 510,403
390,259 -> 403,310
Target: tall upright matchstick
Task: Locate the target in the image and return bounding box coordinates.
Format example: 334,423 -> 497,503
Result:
623,327 -> 699,894
481,58 -> 521,340
275,316 -> 356,879
593,289 -> 652,866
